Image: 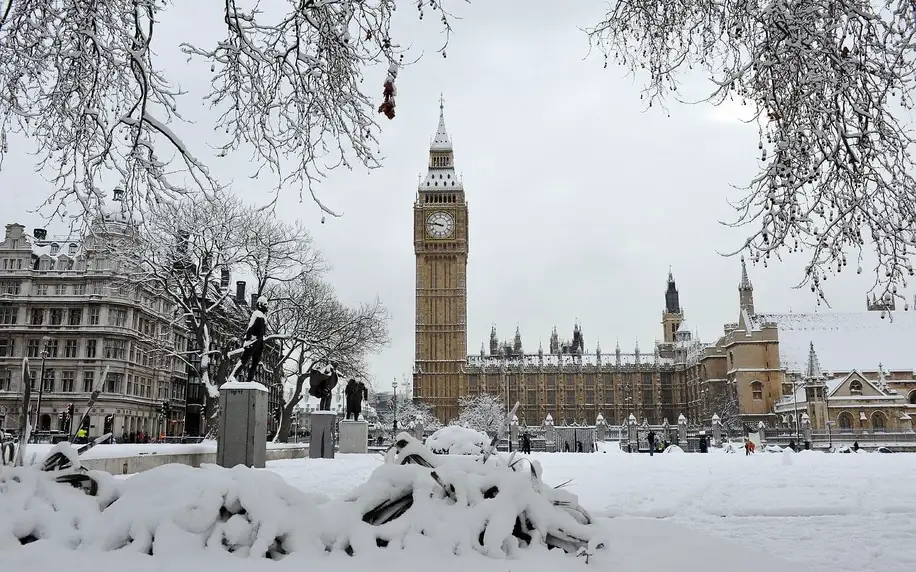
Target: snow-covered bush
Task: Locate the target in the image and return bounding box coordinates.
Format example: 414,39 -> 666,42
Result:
0,440 -> 606,561
454,394 -> 506,435
663,445 -> 684,454
425,426 -> 489,456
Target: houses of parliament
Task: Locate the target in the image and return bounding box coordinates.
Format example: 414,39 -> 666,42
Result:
412,101 -> 705,426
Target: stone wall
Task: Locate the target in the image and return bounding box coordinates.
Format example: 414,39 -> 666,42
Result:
80,444 -> 308,474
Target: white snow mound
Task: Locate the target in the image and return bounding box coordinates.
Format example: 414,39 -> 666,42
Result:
0,438 -> 607,561
425,426 -> 490,455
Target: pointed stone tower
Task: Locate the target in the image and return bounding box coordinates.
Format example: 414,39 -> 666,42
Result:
662,268 -> 684,343
804,342 -> 829,430
739,256 -> 755,316
413,95 -> 469,423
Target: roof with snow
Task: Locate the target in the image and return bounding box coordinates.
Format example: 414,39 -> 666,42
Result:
466,351 -> 675,369
753,312 -> 916,373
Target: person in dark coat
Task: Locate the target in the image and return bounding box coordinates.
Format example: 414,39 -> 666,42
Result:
521,432 -> 532,454
647,430 -> 657,456
236,297 -> 268,382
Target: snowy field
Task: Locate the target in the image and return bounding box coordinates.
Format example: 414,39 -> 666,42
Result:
2,445 -> 913,572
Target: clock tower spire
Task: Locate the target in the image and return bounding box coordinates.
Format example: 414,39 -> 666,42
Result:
414,97 -> 468,424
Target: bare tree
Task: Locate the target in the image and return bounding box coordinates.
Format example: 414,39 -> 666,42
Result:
381,384 -> 442,434
587,1 -> 916,303
0,0 -> 459,222
453,393 -> 505,435
706,380 -> 740,437
108,189 -> 316,434
266,275 -> 389,442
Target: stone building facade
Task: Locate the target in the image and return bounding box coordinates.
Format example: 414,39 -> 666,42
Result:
0,192 -> 282,439
411,104 -> 699,425
0,199 -> 190,438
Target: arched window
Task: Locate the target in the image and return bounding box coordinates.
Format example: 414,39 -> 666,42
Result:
871,411 -> 887,432
837,412 -> 854,432
908,390 -> 916,405
849,380 -> 863,395
751,380 -> 763,400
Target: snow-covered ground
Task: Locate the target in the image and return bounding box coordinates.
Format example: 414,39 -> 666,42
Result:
2,445 -> 914,572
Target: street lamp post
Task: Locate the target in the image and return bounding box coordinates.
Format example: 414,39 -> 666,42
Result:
33,336 -> 50,440
793,380 -> 801,444
826,420 -> 835,450
392,379 -> 398,435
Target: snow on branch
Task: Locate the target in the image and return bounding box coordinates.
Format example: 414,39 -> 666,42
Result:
0,0 -> 462,223
587,0 -> 916,303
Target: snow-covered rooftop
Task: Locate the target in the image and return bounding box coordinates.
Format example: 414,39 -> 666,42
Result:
754,312 -> 916,373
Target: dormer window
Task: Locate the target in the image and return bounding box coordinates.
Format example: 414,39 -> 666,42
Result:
50,243 -> 60,255
68,243 -> 77,255
849,380 -> 863,394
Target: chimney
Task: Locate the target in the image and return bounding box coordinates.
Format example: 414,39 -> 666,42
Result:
220,268 -> 231,290
235,281 -> 246,303
33,228 -> 47,240
250,293 -> 257,308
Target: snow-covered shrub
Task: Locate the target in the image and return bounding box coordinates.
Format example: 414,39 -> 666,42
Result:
425,426 -> 489,456
0,440 -> 606,561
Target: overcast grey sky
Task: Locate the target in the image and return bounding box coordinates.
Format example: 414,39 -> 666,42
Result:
0,1 -> 886,391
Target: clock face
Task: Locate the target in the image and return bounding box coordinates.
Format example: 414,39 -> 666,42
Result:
426,211 -> 454,239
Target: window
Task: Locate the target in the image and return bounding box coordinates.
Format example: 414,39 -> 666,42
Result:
0,281 -> 21,295
0,369 -> 10,391
751,381 -> 764,400
55,284 -> 66,296
73,283 -> 85,296
50,243 -> 59,255
46,339 -> 59,357
127,374 -> 133,396
64,339 -> 78,358
68,243 -> 77,255
82,371 -> 94,392
108,308 -> 127,327
849,380 -> 863,395
34,283 -> 48,296
61,370 -> 75,392
106,372 -> 123,394
27,339 -> 40,358
103,339 -> 127,360
49,308 -> 63,325
837,412 -> 853,431
30,308 -> 44,325
871,412 -> 887,432
68,308 -> 82,325
0,305 -> 16,324
88,306 -> 100,325
85,339 -> 97,358
0,338 -> 12,357
42,368 -> 55,392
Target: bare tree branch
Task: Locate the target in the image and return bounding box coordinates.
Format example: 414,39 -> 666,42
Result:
587,0 -> 916,304
0,0 -> 463,223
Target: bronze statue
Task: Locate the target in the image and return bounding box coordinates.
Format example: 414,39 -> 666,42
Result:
307,361 -> 339,410
233,296 -> 268,382
344,378 -> 368,421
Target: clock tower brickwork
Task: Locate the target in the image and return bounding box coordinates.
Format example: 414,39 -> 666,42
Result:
413,99 -> 468,423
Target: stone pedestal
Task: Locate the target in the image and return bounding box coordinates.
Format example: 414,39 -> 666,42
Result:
309,411 -> 337,459
338,420 -> 369,454
216,381 -> 268,469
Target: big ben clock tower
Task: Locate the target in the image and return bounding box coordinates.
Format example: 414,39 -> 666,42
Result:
414,96 -> 468,423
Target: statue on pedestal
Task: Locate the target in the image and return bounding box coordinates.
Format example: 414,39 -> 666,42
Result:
234,297 -> 268,382
307,361 -> 339,410
344,378 -> 368,420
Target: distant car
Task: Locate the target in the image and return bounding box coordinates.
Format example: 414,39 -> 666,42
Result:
874,446 -> 894,453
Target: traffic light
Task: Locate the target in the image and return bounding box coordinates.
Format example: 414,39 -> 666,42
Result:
58,412 -> 64,421
159,400 -> 170,417
104,415 -> 113,434
66,403 -> 74,417
272,406 -> 281,423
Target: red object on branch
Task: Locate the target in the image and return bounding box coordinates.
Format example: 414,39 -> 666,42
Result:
378,63 -> 398,121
